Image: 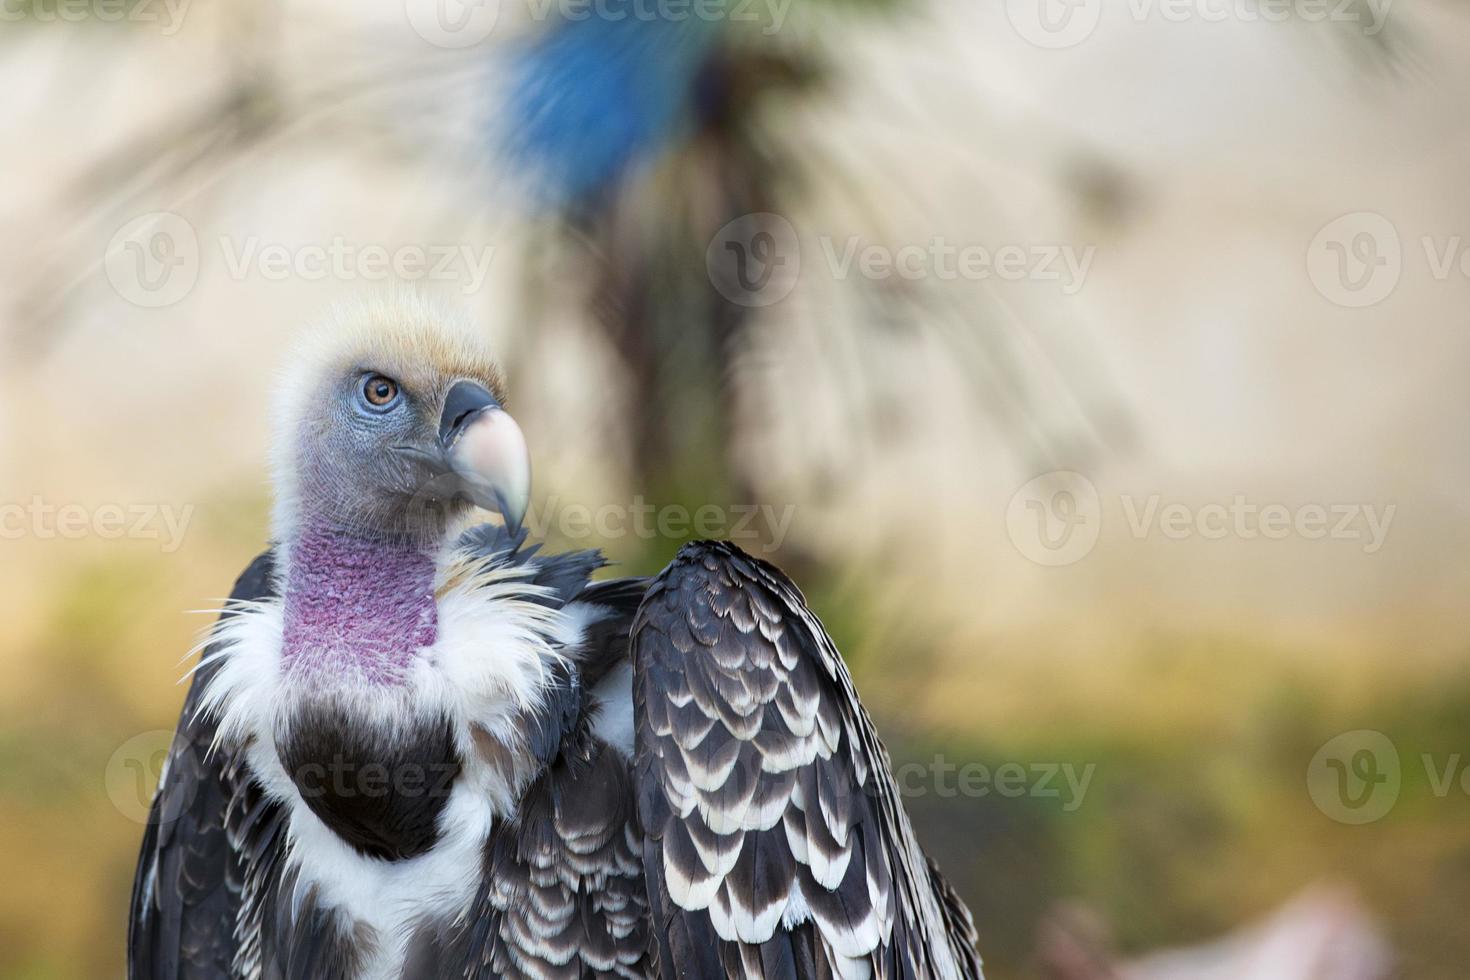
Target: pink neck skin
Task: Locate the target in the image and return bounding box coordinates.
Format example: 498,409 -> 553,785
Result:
280,520 -> 439,686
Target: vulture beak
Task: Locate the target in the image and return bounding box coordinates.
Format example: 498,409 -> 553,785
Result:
438,380 -> 531,535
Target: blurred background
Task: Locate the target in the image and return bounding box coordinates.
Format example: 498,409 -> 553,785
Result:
2,0 -> 1469,976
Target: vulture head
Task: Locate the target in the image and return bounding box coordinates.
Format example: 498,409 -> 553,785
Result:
269,297 -> 530,560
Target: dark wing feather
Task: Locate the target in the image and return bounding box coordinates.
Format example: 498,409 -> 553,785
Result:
129,553 -> 285,980
631,541 -> 983,980
405,735 -> 653,980
400,543 -> 654,979
927,855 -> 983,979
577,576 -> 651,687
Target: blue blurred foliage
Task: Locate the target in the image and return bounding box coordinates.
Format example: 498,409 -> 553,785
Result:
502,3 -> 725,205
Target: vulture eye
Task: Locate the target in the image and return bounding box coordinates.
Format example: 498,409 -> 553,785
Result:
361,374 -> 401,409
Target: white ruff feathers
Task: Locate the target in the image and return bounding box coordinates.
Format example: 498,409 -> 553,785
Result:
197,550 -> 585,980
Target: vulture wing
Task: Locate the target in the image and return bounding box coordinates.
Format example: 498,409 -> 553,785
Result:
630,541 -> 983,980
402,735 -> 653,980
129,553 -> 285,980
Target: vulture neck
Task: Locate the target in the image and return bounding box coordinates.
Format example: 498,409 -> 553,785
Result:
280,520 -> 439,685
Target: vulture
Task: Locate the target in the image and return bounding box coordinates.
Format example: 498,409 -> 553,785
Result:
128,297 -> 983,980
